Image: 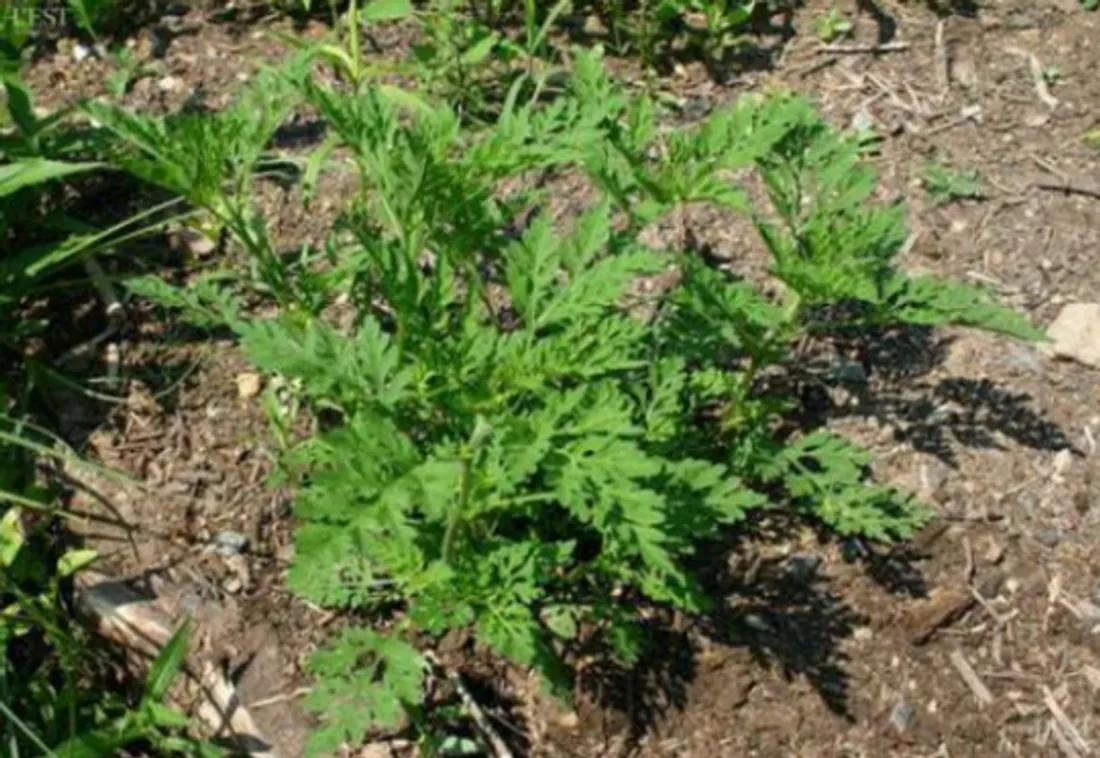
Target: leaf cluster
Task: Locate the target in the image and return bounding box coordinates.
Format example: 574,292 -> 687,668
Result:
118,51 -> 1042,754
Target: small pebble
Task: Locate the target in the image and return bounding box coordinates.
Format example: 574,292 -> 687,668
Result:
787,553 -> 822,582
889,699 -> 916,733
850,107 -> 874,133
223,576 -> 244,594
213,530 -> 248,557
828,359 -> 867,384
1004,346 -> 1041,374
178,591 -> 202,616
743,613 -> 773,633
853,626 -> 873,642
72,42 -> 93,62
1035,529 -> 1062,547
157,75 -> 182,92
236,372 -> 263,399
841,538 -> 864,562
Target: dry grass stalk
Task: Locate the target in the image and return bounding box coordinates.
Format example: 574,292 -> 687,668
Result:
948,649 -> 993,706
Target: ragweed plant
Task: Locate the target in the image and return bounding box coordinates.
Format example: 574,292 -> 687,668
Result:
120,51 -> 1041,755
922,160 -> 983,206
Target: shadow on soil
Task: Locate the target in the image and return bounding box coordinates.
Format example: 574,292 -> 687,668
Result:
574,522 -> 866,751
831,324 -> 1073,464
569,322 -> 1070,751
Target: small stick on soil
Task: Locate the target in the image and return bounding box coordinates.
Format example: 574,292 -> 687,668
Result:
934,21 -> 949,97
962,536 -> 975,584
425,652 -> 514,758
1031,153 -> 1069,181
1005,47 -> 1058,109
73,570 -> 281,758
820,41 -> 910,54
923,105 -> 982,138
791,55 -> 837,79
1043,686 -> 1091,755
949,649 -> 993,706
248,686 -> 312,710
1027,54 -> 1058,110
83,255 -> 125,324
1052,722 -> 1085,758
899,229 -> 920,258
1034,181 -> 1100,201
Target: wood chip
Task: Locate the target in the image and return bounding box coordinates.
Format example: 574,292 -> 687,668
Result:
912,519 -> 951,552
73,570 -> 281,758
821,41 -> 910,54
908,586 -> 974,645
1052,722 -> 1084,758
949,649 -> 994,706
1043,686 -> 1090,755
934,20 -> 949,96
908,570 -> 1007,644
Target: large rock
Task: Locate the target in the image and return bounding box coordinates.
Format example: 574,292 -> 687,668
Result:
1045,303 -> 1100,368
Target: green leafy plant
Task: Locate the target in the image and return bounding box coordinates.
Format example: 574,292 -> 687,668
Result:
814,5 -> 851,42
922,160 -> 983,205
117,52 -> 1041,755
84,65 -> 305,305
106,45 -> 155,97
1082,0 -> 1098,11
273,0 -> 414,88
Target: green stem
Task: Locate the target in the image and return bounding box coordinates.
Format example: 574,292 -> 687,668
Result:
441,455 -> 473,564
347,0 -> 362,86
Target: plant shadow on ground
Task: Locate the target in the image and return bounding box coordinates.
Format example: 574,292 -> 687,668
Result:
574,515 -> 867,751
557,0 -> 798,82
561,321 -> 1070,751
812,324 -> 1074,465
6,167 -> 238,452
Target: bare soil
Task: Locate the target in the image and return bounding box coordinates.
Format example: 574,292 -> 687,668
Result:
23,0 -> 1100,755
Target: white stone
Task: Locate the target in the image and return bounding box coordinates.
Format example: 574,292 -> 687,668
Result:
236,373 -> 263,400
1044,303 -> 1100,368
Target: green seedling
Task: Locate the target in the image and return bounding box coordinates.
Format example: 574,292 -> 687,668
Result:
815,5 -> 852,42
922,161 -> 983,205
106,46 -> 156,97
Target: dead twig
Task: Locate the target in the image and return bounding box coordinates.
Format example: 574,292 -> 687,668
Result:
820,41 -> 910,54
1034,181 -> 1100,201
922,105 -> 982,138
934,20 -> 949,97
425,652 -> 514,758
962,536 -> 975,584
1031,153 -> 1069,181
1027,53 -> 1058,109
1004,47 -> 1058,109
790,55 -> 837,79
1043,686 -> 1091,755
1052,722 -> 1085,758
948,650 -> 993,706
247,686 -> 313,710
